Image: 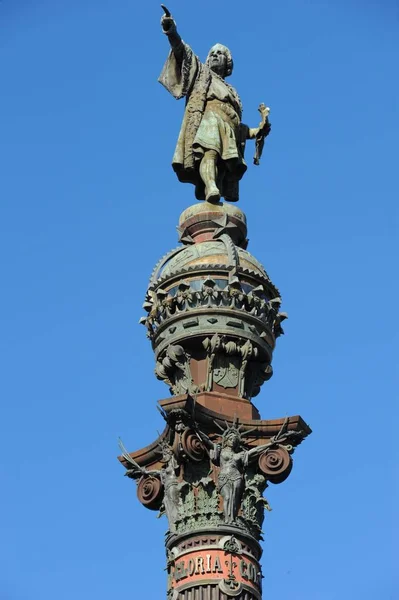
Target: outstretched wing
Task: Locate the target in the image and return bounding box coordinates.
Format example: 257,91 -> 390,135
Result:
118,437 -> 144,472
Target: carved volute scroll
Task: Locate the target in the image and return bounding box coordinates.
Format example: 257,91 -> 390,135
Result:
258,445 -> 293,484
137,475 -> 163,510
181,429 -> 206,462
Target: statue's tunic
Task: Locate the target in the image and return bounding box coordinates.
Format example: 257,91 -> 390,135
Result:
159,42 -> 247,201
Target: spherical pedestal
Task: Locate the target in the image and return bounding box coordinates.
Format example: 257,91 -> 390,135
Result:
178,202 -> 248,247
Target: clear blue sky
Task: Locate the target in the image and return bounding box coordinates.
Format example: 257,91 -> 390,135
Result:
0,1 -> 397,599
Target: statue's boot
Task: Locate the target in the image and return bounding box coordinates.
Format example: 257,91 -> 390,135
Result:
200,151 -> 221,204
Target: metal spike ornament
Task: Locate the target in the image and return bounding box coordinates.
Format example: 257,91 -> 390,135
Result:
117,6 -> 311,599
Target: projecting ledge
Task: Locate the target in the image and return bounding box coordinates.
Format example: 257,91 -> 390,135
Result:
117,392 -> 311,473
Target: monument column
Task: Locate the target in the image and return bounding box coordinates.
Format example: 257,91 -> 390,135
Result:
117,7 -> 311,598
118,203 -> 310,599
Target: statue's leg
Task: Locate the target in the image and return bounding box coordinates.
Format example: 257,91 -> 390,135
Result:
199,150 -> 220,203
222,483 -> 234,523
217,162 -> 226,198
232,478 -> 244,521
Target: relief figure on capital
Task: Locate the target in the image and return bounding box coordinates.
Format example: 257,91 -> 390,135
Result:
197,424 -> 277,524
121,439 -> 181,532
159,5 -> 271,204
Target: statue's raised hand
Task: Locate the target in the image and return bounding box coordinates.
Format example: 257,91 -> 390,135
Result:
161,5 -> 176,34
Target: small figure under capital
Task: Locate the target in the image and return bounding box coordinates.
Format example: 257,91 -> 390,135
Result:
159,5 -> 271,204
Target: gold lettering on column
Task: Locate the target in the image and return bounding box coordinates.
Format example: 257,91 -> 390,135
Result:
195,556 -> 205,575
187,559 -> 195,576
212,555 -> 223,573
205,554 -> 212,573
239,559 -> 248,579
247,562 -> 259,584
174,560 -> 188,583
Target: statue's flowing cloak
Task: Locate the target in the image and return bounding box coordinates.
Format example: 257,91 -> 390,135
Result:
159,43 -> 247,201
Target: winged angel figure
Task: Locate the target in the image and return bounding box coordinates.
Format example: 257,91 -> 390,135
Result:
119,438 -> 180,531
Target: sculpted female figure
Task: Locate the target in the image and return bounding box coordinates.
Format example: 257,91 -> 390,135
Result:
197,427 -> 275,524
157,444 -> 180,530
121,440 -> 181,532
159,6 -> 270,204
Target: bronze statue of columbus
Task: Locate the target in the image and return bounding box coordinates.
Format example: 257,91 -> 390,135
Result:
159,5 -> 271,204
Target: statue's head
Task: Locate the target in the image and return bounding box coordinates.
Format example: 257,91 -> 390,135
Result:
206,44 -> 233,78
224,430 -> 241,450
159,441 -> 173,463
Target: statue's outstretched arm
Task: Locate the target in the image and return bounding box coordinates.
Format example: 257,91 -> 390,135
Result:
247,441 -> 274,460
246,427 -> 303,460
195,428 -> 215,452
161,5 -> 183,62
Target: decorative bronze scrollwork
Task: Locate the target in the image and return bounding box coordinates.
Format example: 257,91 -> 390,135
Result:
181,429 -> 206,462
137,475 -> 164,510
258,446 -> 292,484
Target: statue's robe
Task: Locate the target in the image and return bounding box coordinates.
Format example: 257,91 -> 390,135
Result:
159,43 -> 247,202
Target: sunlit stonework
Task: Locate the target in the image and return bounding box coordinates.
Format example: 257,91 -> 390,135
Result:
118,7 -> 311,599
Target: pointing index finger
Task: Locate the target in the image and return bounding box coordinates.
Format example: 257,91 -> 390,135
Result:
161,4 -> 171,17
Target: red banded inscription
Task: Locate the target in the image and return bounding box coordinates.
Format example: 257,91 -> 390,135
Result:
169,548 -> 261,593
